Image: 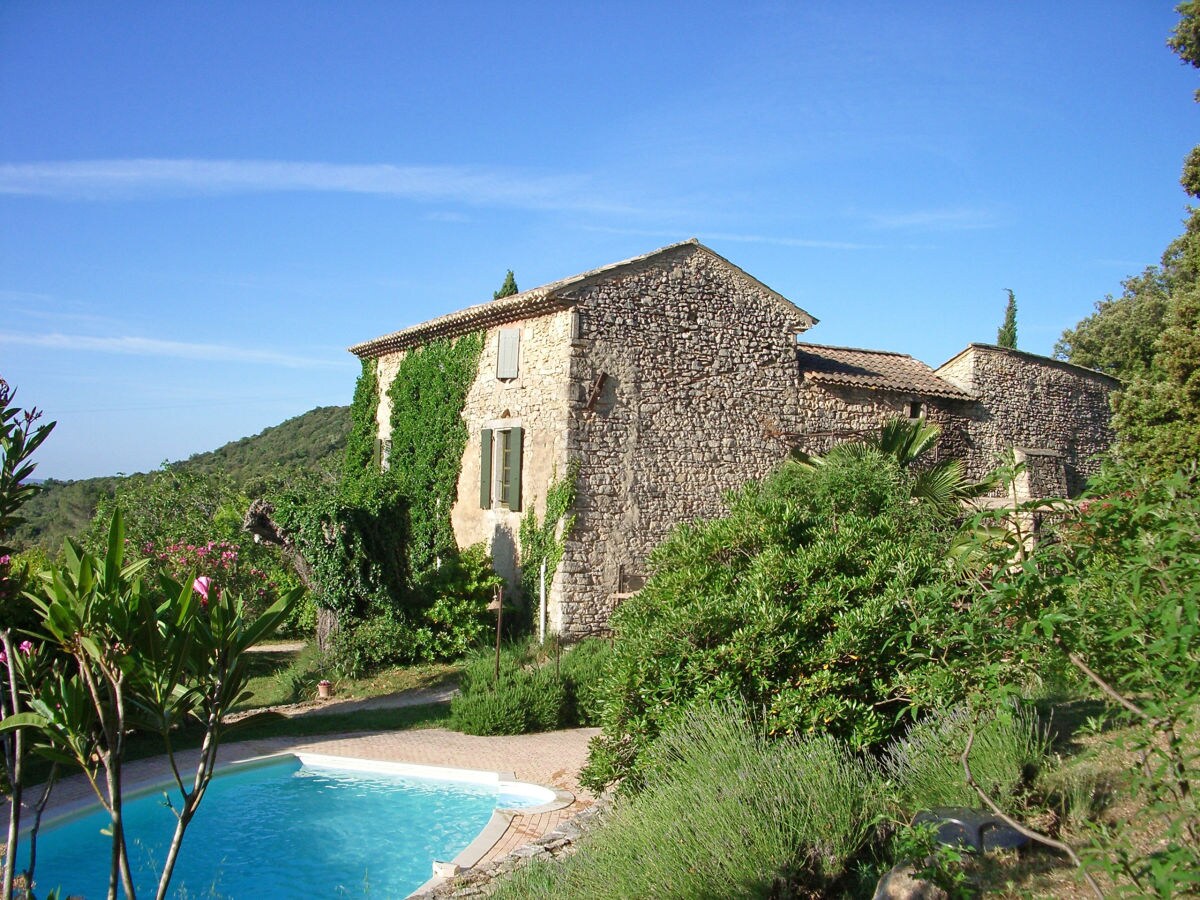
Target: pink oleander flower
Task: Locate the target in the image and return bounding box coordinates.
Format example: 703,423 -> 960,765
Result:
18,640 -> 33,656
0,555 -> 10,567
0,650 -> 6,664
193,576 -> 213,604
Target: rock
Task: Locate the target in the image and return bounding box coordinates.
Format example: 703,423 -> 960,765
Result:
872,864 -> 949,900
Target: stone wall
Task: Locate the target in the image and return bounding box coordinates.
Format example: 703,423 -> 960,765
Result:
787,381 -> 973,470
372,312 -> 574,602
936,345 -> 1117,496
554,244 -> 813,637
449,311 -> 574,595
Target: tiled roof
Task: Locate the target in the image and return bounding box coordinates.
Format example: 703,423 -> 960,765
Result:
349,239 -> 816,359
798,343 -> 974,400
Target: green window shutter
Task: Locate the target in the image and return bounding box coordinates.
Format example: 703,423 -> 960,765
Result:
479,429 -> 493,508
373,438 -> 382,471
504,426 -> 523,511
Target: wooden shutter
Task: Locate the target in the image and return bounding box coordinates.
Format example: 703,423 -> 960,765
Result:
479,429 -> 493,508
373,438 -> 382,471
497,328 -> 520,379
504,426 -> 523,511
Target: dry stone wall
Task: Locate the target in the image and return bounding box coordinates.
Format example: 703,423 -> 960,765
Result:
936,345 -> 1117,496
788,381 -> 972,470
554,245 -> 812,637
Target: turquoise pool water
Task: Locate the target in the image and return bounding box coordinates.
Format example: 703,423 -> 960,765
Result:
20,755 -> 545,898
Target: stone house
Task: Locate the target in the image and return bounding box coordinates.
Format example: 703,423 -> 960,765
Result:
349,240 -> 1118,638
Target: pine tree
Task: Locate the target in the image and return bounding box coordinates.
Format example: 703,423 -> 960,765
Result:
493,270 -> 518,299
996,289 -> 1018,349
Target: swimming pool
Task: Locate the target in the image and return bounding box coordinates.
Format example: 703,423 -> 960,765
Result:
19,754 -> 556,898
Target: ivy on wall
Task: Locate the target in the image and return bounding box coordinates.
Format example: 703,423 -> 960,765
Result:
518,459 -> 579,604
343,357 -> 380,484
387,331 -> 485,584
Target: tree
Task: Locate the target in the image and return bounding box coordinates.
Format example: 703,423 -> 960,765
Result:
1111,286 -> 1200,477
1054,267 -> 1171,380
493,270 -> 518,299
996,289 -> 1018,349
4,512 -> 301,900
0,378 -> 54,900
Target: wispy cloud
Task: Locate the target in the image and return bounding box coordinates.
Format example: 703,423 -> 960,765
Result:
0,331 -> 354,370
0,158 -> 636,214
582,224 -> 872,250
860,208 -> 997,231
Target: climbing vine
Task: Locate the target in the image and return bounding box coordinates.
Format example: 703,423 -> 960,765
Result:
387,331 -> 484,585
343,357 -> 379,483
271,471 -> 409,619
519,459 -> 579,603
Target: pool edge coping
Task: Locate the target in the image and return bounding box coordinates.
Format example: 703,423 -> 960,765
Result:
410,768 -> 575,898
20,749 -> 575,898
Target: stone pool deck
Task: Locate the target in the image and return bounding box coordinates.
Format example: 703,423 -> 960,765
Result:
7,725 -> 600,876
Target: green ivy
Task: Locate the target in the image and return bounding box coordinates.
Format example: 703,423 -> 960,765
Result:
519,460 -> 578,603
344,357 -> 379,483
271,471 -> 409,619
387,332 -> 484,583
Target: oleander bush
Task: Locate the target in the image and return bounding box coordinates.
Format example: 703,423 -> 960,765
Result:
582,451 -> 960,791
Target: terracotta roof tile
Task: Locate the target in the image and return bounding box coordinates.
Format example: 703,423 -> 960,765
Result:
798,343 -> 974,400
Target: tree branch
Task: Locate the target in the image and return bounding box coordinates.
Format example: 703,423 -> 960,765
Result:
961,726 -> 1105,900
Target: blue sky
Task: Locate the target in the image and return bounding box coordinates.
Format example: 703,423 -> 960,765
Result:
1,2 -> 1195,480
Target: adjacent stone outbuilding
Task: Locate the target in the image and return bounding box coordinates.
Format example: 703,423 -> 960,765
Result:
350,240 -> 1117,638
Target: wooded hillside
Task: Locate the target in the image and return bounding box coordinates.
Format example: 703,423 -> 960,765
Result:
13,405 -> 349,553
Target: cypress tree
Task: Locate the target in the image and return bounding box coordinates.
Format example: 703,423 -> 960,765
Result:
996,289 -> 1018,349
494,270 -> 518,299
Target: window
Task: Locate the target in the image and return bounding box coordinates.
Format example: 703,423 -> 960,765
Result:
497,328 -> 520,379
479,426 -> 523,510
907,401 -> 924,420
380,439 -> 393,472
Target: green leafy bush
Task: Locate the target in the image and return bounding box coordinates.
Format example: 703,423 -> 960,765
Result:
557,638 -> 610,727
417,543 -> 503,659
449,643 -> 566,735
584,452 -> 957,790
329,614 -> 427,678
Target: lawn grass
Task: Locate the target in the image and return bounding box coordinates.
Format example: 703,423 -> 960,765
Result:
235,641 -> 461,710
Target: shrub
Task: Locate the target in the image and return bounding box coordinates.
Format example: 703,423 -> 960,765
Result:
449,644 -> 566,735
329,614 -> 427,678
447,638 -> 611,736
417,543 -> 503,659
882,703 -> 1049,815
584,453 -> 957,789
557,638 -> 610,727
495,702 -> 883,899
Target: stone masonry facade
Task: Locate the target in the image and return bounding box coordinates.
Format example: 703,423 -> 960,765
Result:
350,240 -> 1118,638
936,345 -> 1118,497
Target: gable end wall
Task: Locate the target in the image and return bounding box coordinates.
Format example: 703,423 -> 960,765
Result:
554,245 -> 811,637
